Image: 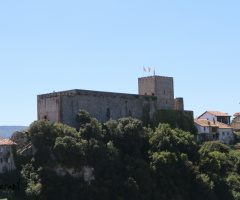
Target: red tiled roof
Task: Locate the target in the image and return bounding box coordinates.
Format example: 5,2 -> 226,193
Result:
0,139 -> 17,146
198,111 -> 232,118
194,119 -> 232,129
234,113 -> 240,117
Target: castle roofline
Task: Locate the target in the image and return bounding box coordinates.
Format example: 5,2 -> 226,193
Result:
38,89 -> 142,98
138,75 -> 173,79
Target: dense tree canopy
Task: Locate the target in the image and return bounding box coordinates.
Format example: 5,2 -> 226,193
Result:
3,110 -> 240,200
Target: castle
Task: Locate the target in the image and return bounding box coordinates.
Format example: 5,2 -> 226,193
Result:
37,76 -> 186,128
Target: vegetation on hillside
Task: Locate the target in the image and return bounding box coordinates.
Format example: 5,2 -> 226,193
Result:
2,110 -> 240,200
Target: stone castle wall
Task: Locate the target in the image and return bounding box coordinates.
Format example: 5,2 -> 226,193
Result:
38,90 -> 157,128
138,76 -> 156,96
174,98 -> 184,111
155,76 -> 174,109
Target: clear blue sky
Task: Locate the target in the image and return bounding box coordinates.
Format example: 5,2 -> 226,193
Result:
1,0 -> 240,126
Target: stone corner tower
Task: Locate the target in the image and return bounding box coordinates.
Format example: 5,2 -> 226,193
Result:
138,75 -> 179,110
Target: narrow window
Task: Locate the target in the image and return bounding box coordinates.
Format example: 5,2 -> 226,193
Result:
106,108 -> 110,120
152,93 -> 154,96
163,90 -> 165,95
222,132 -> 225,136
128,110 -> 132,117
166,100 -> 168,104
0,158 -> 2,163
204,127 -> 206,131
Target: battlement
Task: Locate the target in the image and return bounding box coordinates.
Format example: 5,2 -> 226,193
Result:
138,75 -> 173,80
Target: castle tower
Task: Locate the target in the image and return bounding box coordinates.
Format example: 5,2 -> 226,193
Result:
138,76 -> 175,110
174,97 -> 184,111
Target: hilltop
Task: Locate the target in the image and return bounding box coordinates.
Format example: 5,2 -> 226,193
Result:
0,126 -> 28,138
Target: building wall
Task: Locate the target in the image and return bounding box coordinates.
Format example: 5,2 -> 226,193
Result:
38,90 -> 157,129
138,76 -> 156,96
194,123 -> 210,134
0,146 -> 16,173
155,76 -> 174,109
174,98 -> 184,110
218,128 -> 234,145
232,122 -> 240,131
38,93 -> 60,122
199,113 -> 217,121
138,76 -> 174,110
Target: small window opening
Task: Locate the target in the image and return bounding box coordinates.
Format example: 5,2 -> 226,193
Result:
163,90 -> 165,95
152,93 -> 154,96
128,110 -> 132,117
106,108 -> 110,120
166,100 -> 168,104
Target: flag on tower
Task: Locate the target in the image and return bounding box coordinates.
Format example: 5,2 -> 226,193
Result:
148,67 -> 151,72
143,66 -> 146,72
154,68 -> 155,76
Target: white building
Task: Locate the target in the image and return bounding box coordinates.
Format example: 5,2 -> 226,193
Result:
198,111 -> 231,125
194,119 -> 234,145
0,139 -> 17,173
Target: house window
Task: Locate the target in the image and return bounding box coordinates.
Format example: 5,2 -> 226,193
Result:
163,90 -> 165,95
227,132 -> 229,135
0,147 -> 2,152
222,132 -> 225,136
6,147 -> 10,153
204,127 -> 206,131
152,93 -> 154,96
0,158 -> 2,163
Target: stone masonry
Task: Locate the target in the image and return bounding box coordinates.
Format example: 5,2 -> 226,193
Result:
38,75 -> 185,128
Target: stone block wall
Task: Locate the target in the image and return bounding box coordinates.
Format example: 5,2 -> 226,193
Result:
174,98 -> 184,111
38,90 -> 157,129
138,76 -> 174,110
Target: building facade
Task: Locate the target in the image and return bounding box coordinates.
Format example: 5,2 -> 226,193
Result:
198,111 -> 231,125
0,139 -> 16,173
194,119 -> 234,145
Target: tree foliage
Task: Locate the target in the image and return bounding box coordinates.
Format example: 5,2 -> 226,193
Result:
8,110 -> 240,200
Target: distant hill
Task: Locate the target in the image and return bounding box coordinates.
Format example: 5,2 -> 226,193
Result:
0,126 -> 28,138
